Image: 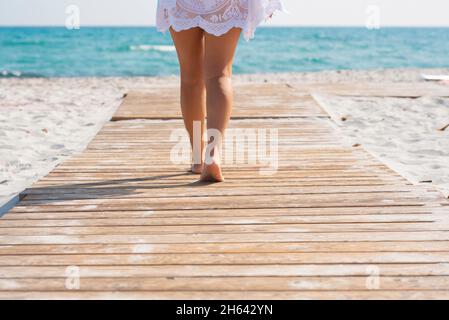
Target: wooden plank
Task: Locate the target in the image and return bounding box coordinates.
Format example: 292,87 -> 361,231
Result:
21,185 -> 419,199
2,276 -> 449,291
11,198 -> 439,212
0,291 -> 448,300
0,214 -> 436,228
1,241 -> 448,255
2,264 -> 449,278
2,252 -> 449,266
2,231 -> 449,245
8,202 -> 435,214
1,222 -> 447,237
5,206 -> 439,219
18,191 -> 437,205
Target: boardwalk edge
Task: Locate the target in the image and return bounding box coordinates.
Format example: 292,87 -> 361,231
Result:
0,193 -> 22,217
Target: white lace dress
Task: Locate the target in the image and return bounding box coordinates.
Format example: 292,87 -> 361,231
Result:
156,0 -> 285,40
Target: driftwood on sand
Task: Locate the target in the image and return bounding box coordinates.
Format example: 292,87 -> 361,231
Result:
438,123 -> 449,131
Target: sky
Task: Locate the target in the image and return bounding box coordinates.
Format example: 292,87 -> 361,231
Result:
1,0 -> 449,27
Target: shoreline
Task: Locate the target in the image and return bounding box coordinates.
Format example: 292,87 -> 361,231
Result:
2,67 -> 449,83
1,67 -> 448,209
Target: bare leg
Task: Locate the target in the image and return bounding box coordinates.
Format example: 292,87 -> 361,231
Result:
201,28 -> 242,182
170,27 -> 206,174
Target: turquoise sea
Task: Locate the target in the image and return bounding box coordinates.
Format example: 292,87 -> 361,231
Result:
1,27 -> 449,77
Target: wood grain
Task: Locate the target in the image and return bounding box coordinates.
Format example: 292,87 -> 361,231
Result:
1,83 -> 448,299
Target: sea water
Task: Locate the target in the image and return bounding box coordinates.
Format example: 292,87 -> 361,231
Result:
1,27 -> 448,77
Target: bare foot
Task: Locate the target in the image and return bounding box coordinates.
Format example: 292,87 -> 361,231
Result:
191,163 -> 204,174
200,161 -> 224,182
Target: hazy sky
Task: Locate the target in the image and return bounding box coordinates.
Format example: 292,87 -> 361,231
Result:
1,0 -> 449,27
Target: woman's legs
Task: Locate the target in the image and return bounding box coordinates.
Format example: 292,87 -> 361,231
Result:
201,28 -> 241,182
170,27 -> 206,174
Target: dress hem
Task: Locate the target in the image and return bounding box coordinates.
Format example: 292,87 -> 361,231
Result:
156,0 -> 286,41
157,19 -> 250,40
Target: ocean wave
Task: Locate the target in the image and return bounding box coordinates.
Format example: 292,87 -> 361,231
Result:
129,44 -> 176,52
0,70 -> 44,78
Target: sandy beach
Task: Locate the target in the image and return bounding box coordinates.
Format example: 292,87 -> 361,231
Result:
1,67 -> 449,208
314,94 -> 449,197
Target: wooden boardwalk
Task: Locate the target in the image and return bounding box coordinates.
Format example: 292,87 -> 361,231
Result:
113,84 -> 328,120
1,83 -> 449,299
112,82 -> 449,121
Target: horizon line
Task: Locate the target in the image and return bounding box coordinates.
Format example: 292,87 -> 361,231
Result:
1,24 -> 449,28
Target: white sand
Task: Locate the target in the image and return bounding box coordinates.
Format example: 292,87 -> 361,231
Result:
0,78 -> 123,208
1,68 -> 448,210
314,94 -> 449,197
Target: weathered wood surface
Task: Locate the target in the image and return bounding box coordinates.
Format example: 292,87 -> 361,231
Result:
113,82 -> 449,120
113,84 -> 329,120
1,84 -> 448,300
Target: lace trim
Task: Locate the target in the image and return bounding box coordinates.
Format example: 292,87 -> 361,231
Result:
156,0 -> 285,41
